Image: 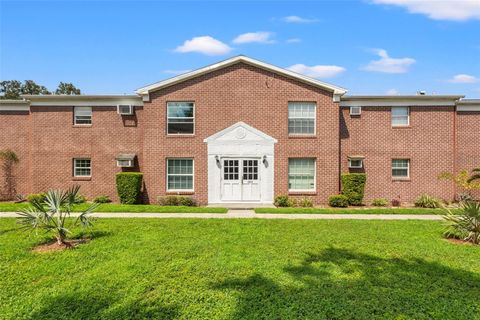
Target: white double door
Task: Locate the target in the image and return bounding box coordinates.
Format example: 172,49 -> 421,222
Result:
221,158 -> 260,201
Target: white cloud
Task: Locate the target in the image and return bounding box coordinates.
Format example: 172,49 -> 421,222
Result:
386,88 -> 400,95
282,15 -> 319,23
232,32 -> 275,44
363,49 -> 416,73
371,0 -> 480,21
163,70 -> 192,75
447,74 -> 479,83
286,38 -> 301,43
287,64 -> 346,78
174,36 -> 232,56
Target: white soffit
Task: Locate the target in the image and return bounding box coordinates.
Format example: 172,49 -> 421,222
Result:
457,99 -> 480,112
0,100 -> 30,111
339,95 -> 464,107
136,55 -> 347,96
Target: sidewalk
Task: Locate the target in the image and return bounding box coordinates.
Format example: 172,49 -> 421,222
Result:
0,210 -> 443,220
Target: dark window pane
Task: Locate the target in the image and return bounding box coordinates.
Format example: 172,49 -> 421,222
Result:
167,123 -> 194,134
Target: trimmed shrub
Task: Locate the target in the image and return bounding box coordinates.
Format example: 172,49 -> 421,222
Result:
329,194 -> 349,208
26,192 -> 46,204
74,194 -> 87,204
415,194 -> 441,208
371,198 -> 388,207
158,195 -> 196,207
93,195 -> 111,203
116,172 -> 143,204
274,195 -> 291,207
299,197 -> 314,207
341,173 -> 366,206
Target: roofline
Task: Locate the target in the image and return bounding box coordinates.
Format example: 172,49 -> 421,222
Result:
135,55 -> 347,96
456,99 -> 480,105
339,95 -> 465,107
0,99 -> 30,111
341,95 -> 464,100
20,95 -> 143,107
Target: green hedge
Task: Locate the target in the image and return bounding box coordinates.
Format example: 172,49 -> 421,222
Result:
328,194 -> 349,207
116,172 -> 143,204
341,173 -> 366,206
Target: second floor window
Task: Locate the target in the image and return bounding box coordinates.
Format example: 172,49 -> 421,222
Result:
74,107 -> 92,125
391,107 -> 409,126
167,102 -> 194,134
288,102 -> 316,135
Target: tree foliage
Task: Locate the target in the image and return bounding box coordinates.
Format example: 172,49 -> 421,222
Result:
438,169 -> 480,191
0,80 -> 81,99
467,167 -> 480,183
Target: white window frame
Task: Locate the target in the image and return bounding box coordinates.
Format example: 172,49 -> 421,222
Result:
74,106 -> 92,125
288,158 -> 316,192
288,102 -> 316,136
166,158 -> 194,192
392,159 -> 410,178
348,159 -> 363,169
167,102 -> 195,135
73,158 -> 91,177
350,106 -> 362,116
391,106 -> 410,127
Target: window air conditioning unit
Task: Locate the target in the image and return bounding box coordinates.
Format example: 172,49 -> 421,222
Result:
348,158 -> 364,169
350,106 -> 361,116
117,104 -> 134,115
117,159 -> 134,167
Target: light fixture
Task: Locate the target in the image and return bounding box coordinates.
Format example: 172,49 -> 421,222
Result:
262,155 -> 267,165
215,155 -> 220,165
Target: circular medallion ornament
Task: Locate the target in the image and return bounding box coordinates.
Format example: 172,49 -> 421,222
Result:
235,127 -> 246,139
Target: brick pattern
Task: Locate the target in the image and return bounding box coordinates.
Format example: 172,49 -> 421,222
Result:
1,63 -> 479,205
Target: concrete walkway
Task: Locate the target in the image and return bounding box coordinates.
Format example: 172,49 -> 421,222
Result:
0,210 -> 443,220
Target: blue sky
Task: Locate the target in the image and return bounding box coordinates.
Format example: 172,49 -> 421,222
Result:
1,0 -> 479,97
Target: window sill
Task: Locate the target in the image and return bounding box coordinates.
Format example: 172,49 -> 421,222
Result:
392,178 -> 411,182
73,124 -> 92,128
72,176 -> 92,181
288,135 -> 317,139
166,191 -> 195,195
288,191 -> 317,196
166,135 -> 196,138
392,125 -> 411,129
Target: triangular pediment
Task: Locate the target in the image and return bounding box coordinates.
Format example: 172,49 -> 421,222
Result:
204,122 -> 277,144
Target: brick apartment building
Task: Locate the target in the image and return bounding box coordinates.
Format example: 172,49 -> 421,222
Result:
1,56 -> 479,205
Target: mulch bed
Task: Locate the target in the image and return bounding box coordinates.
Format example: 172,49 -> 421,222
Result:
445,238 -> 477,246
33,239 -> 90,252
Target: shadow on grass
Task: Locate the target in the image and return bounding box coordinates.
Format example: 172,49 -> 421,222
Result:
27,293 -> 178,320
213,248 -> 480,319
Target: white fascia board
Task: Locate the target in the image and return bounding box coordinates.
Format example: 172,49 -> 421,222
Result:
136,56 -> 347,96
22,95 -> 143,107
457,105 -> 480,112
340,99 -> 459,107
0,100 -> 30,111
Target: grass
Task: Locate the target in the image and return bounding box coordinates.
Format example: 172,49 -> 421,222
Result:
0,218 -> 479,319
255,207 -> 451,214
0,202 -> 227,213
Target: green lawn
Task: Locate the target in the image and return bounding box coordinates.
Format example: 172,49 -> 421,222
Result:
0,218 -> 479,319
0,202 -> 227,213
255,207 -> 449,214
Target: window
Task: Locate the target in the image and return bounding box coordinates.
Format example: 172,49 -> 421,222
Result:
350,106 -> 361,116
167,102 -> 194,134
167,159 -> 194,191
288,102 -> 316,135
288,158 -> 316,191
392,159 -> 409,178
74,159 -> 91,177
74,107 -> 92,125
348,159 -> 363,168
391,107 -> 409,126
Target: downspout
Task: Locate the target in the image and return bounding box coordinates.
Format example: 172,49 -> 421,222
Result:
452,104 -> 458,201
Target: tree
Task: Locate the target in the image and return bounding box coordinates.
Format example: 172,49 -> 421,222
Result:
17,186 -> 98,245
0,80 -> 23,99
21,80 -> 51,95
0,150 -> 19,200
55,82 -> 81,95
468,167 -> 480,183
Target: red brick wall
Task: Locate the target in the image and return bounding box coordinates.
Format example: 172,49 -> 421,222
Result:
456,111 -> 480,200
144,62 -> 340,205
0,111 -> 31,200
340,106 -> 455,205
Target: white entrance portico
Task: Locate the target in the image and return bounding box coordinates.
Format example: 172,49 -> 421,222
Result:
204,122 -> 277,204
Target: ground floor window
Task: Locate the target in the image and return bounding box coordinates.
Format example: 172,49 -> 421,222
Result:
288,158 -> 315,191
73,158 -> 91,177
167,159 -> 194,191
392,159 -> 409,178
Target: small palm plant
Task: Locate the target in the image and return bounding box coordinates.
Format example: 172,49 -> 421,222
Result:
443,201 -> 480,245
17,186 -> 98,245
